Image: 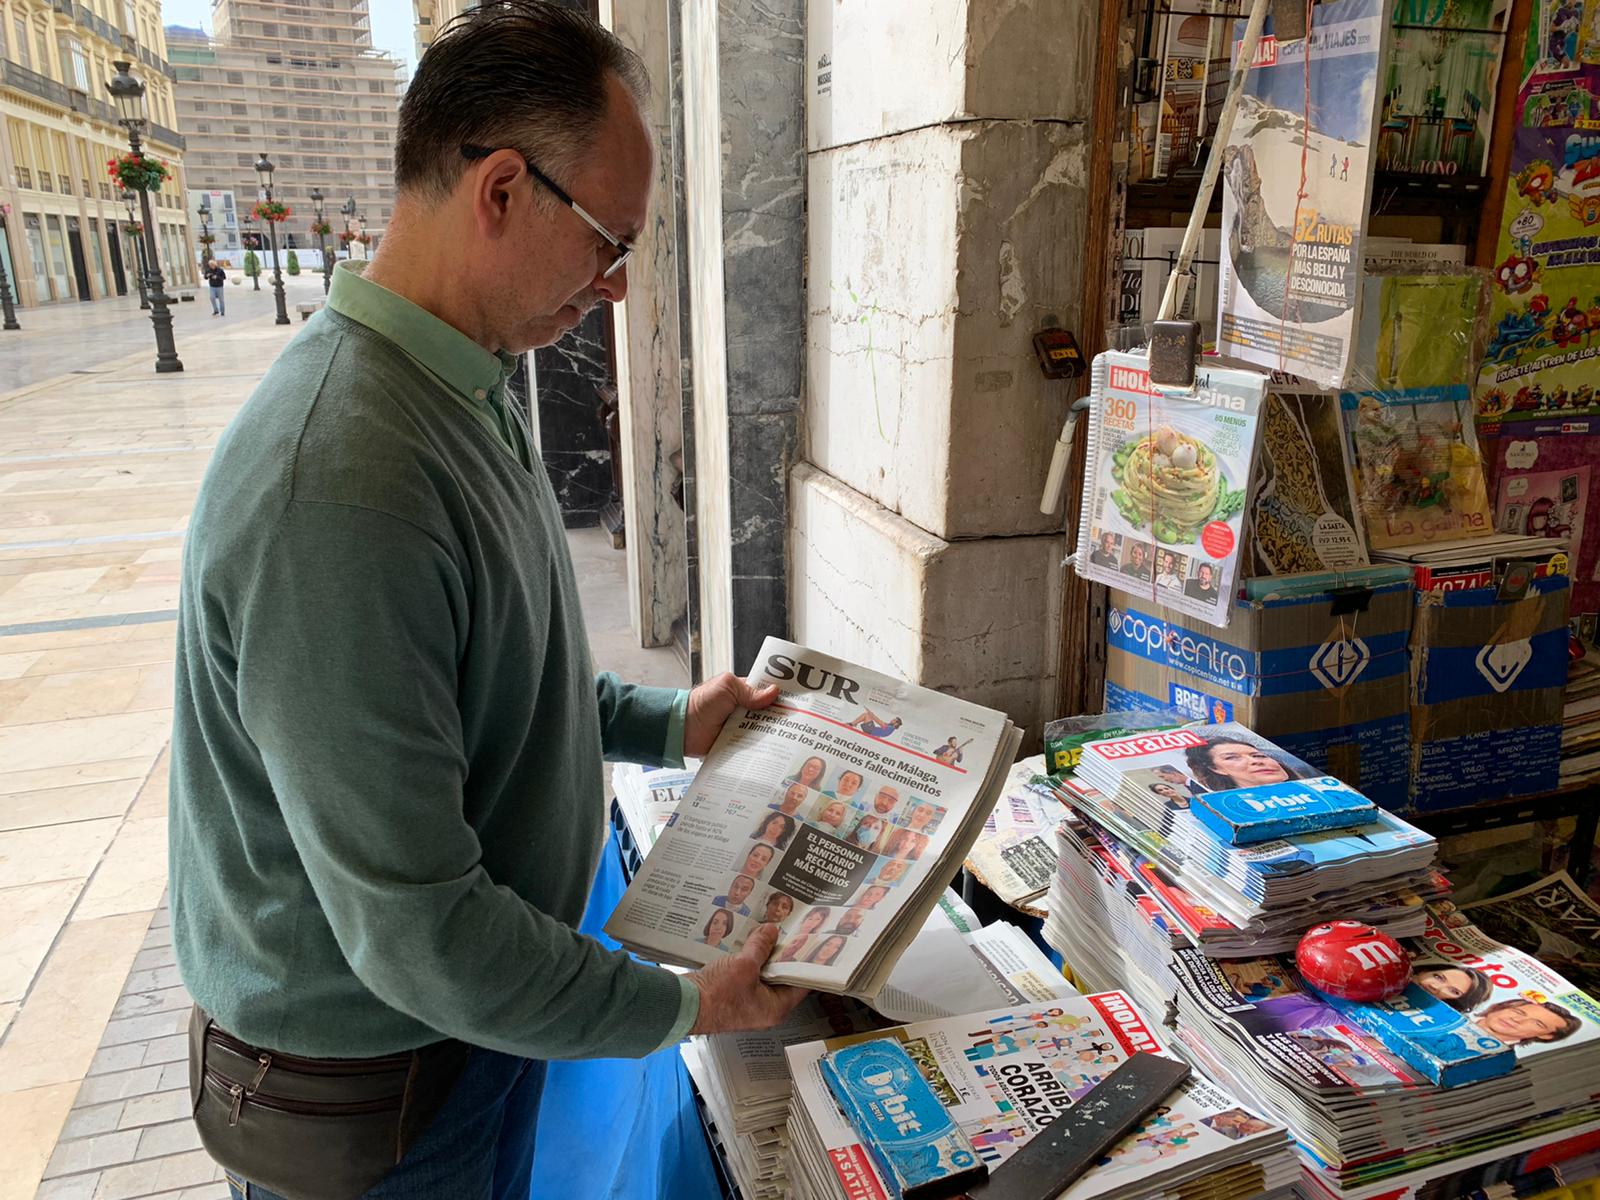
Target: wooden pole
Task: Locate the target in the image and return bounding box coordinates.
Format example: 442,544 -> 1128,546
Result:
1474,0 -> 1531,268
1055,0 -> 1126,722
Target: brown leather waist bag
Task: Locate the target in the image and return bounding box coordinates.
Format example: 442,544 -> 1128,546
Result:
187,1006 -> 469,1200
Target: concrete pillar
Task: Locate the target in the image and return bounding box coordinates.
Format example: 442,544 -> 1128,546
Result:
610,0 -> 689,651
791,0 -> 1096,739
679,0 -> 805,678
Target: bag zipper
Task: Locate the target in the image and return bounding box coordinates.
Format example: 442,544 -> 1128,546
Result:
207,1026 -> 412,1076
205,1069 -> 403,1127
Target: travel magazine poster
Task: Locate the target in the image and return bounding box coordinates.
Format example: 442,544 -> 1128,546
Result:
1218,0 -> 1390,387
1475,0 -> 1600,426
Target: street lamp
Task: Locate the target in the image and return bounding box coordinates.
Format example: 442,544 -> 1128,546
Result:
358,211 -> 368,260
240,214 -> 260,291
255,151 -> 290,325
122,189 -> 150,310
107,59 -> 181,373
196,194 -> 212,269
310,187 -> 331,295
341,194 -> 356,261
0,203 -> 20,330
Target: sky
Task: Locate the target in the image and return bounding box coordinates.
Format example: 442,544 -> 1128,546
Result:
159,0 -> 418,76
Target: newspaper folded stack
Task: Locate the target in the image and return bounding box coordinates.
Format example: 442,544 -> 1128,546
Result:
606,637 -> 1022,1001
1066,724 -> 1440,953
611,759 -> 700,853
784,990 -> 1299,1200
963,756 -> 1069,913
1170,908 -> 1600,1200
681,893 -> 1076,1200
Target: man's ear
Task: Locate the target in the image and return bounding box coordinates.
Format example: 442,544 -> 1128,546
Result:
469,150 -> 529,239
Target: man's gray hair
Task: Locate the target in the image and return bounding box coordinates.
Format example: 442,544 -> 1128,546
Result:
395,0 -> 649,202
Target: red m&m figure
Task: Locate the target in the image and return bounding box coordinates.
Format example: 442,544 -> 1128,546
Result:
1295,921 -> 1412,1002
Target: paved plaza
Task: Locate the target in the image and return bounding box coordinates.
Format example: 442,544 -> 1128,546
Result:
0,290 -> 683,1198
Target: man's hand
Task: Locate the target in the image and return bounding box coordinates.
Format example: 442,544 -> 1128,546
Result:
687,923 -> 810,1035
685,672 -> 780,758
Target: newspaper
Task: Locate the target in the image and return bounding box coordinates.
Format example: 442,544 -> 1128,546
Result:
786,992 -> 1294,1200
963,757 -> 1067,912
1460,873 -> 1600,1001
604,637 -> 1021,999
1073,352 -> 1268,631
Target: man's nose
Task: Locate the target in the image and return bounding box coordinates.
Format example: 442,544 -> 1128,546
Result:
594,260 -> 629,303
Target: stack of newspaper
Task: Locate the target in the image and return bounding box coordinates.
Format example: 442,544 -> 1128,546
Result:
611,759 -> 700,853
962,756 -> 1069,913
605,638 -> 1022,1001
784,989 -> 1300,1200
1065,724 -> 1440,953
681,894 -> 1075,1200
1170,907 -> 1600,1200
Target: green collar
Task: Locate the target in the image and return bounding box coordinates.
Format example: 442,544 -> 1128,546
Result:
327,260 -> 519,416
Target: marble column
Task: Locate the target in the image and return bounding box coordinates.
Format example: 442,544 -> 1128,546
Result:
680,0 -> 805,678
534,0 -> 619,529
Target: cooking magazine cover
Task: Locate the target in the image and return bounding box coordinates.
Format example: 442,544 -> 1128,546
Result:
1217,0 -> 1391,386
1075,351 -> 1269,630
1245,389 -> 1370,576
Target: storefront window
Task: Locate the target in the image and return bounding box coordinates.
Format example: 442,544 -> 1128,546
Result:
88,218 -> 108,296
44,214 -> 71,299
24,215 -> 50,301
0,220 -> 16,299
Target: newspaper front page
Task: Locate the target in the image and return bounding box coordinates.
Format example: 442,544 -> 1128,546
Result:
605,637 -> 1017,996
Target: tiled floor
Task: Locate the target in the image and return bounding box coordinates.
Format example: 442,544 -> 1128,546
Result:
0,294 -> 686,1199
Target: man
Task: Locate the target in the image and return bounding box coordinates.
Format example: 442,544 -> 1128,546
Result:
933,736 -> 965,765
855,885 -> 891,911
1122,542 -> 1152,581
1089,531 -> 1120,569
849,709 -> 903,738
1153,764 -> 1204,799
860,784 -> 900,818
1186,561 -> 1219,601
169,6 -> 806,1197
714,873 -> 758,917
205,259 -> 227,316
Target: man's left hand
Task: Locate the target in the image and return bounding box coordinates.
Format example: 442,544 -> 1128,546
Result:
685,673 -> 780,758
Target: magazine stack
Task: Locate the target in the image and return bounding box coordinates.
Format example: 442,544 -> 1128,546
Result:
679,895 -> 1076,1200
1171,908 -> 1600,1200
606,637 -> 1022,1001
1062,723 -> 1442,954
782,990 -> 1300,1200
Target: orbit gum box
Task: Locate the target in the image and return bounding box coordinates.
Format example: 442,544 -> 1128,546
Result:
820,1039 -> 987,1200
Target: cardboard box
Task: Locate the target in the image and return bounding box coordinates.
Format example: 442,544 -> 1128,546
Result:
1103,584 -> 1413,809
1408,576 -> 1570,811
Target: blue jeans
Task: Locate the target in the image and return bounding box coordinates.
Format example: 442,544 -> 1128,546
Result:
210,285 -> 225,314
224,1050 -> 548,1200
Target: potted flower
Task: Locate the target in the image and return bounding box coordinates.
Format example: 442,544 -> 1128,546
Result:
355,231 -> 372,246
121,220 -> 143,236
251,200 -> 292,223
107,152 -> 170,192
310,220 -> 332,237
198,232 -> 216,247
338,229 -> 356,245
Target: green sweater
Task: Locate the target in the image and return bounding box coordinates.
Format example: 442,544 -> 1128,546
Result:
170,263 -> 698,1060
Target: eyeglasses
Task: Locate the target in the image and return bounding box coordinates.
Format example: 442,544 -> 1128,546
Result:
461,144 -> 633,278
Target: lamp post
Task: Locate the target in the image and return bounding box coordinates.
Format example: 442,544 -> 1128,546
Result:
107,60 -> 181,373
358,211 -> 368,260
196,193 -> 212,271
241,215 -> 260,290
255,151 -> 290,325
311,187 -> 331,294
0,203 -> 20,330
341,195 -> 356,262
122,191 -> 150,309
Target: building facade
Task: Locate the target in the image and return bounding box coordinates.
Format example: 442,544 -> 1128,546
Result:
167,0 -> 402,262
0,0 -> 194,307
185,184 -> 238,262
